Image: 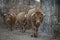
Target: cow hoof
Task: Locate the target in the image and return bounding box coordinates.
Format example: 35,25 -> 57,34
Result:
23,30 -> 26,32
31,35 -> 38,38
10,29 -> 13,31
8,29 -> 13,31
19,30 -> 22,32
31,35 -> 33,37
34,35 -> 38,38
22,30 -> 25,33
31,35 -> 34,37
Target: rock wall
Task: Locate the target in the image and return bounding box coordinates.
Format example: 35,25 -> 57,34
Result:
39,0 -> 57,37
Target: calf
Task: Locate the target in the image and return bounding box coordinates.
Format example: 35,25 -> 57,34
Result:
16,12 -> 27,32
5,13 -> 16,31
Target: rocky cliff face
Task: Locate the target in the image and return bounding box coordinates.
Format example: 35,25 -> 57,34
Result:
39,0 -> 57,37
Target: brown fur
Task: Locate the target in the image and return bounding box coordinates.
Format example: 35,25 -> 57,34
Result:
5,12 -> 16,31
16,12 -> 27,32
27,7 -> 43,37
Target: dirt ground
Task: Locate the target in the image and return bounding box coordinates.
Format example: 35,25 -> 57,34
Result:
0,23 -> 51,40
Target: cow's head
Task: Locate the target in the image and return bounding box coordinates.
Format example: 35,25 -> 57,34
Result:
4,13 -> 12,23
31,11 -> 43,27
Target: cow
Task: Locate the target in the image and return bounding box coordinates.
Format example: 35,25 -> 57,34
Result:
16,12 -> 27,32
4,12 -> 16,31
27,7 -> 44,37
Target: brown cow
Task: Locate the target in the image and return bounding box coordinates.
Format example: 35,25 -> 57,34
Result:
5,12 -> 16,31
27,7 -> 44,37
16,12 -> 27,32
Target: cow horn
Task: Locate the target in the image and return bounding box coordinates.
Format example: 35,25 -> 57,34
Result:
43,13 -> 46,17
31,13 -> 35,16
43,13 -> 45,16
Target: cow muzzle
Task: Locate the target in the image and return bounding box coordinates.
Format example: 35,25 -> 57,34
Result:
36,22 -> 40,27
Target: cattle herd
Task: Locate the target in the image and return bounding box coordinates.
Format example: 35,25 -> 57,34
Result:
1,7 -> 44,38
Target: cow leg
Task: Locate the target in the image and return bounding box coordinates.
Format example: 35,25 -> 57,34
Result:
21,20 -> 26,33
7,24 -> 10,31
26,19 -> 31,29
19,26 -> 25,33
11,24 -> 13,31
7,24 -> 12,31
31,26 -> 38,38
18,21 -> 22,32
22,26 -> 25,33
21,23 -> 26,33
22,20 -> 27,32
19,23 -> 24,32
10,23 -> 13,31
19,24 -> 22,32
7,23 -> 13,31
34,27 -> 38,37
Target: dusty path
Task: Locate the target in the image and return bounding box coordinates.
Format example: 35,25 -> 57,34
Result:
0,24 -> 51,40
